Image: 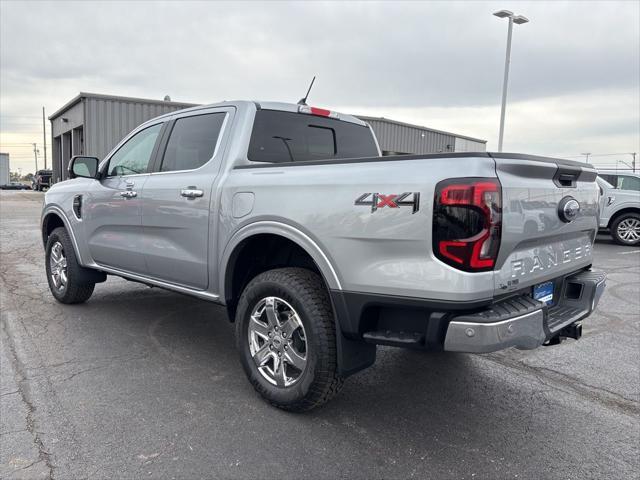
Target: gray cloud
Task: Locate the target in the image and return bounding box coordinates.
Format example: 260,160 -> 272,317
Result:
1,0 -> 638,172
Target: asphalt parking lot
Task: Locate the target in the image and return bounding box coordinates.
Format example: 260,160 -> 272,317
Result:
1,189 -> 638,479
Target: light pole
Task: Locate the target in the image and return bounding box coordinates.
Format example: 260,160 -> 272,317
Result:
494,10 -> 529,152
581,152 -> 591,163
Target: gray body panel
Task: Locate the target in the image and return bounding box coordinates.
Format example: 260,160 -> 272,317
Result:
596,177 -> 640,228
493,156 -> 598,294
42,101 -> 600,310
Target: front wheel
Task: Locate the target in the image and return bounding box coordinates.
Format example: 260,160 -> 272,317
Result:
45,227 -> 95,304
235,268 -> 344,412
611,213 -> 640,246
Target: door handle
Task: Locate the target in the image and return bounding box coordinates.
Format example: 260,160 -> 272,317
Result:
120,190 -> 137,198
181,188 -> 204,199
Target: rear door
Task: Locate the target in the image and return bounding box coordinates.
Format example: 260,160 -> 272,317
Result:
82,122 -> 164,274
491,154 -> 599,294
140,107 -> 232,289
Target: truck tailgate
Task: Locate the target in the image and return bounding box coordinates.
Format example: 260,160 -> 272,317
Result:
490,153 -> 599,294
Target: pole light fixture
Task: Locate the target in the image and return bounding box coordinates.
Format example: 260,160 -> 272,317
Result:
494,10 -> 529,152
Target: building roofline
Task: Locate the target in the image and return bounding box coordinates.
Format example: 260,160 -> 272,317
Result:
356,115 -> 487,144
49,92 -> 198,120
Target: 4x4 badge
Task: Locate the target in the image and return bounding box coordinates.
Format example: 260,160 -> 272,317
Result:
355,192 -> 420,214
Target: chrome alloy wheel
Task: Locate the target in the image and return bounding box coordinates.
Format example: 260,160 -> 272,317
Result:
617,218 -> 640,243
248,296 -> 308,387
49,241 -> 68,291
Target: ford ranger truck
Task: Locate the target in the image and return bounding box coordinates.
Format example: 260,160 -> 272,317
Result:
41,101 -> 606,411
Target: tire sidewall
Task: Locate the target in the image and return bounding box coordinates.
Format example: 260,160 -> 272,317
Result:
612,213 -> 640,246
236,276 -> 322,405
45,228 -> 74,301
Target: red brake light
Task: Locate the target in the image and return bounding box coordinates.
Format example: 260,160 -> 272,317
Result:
433,178 -> 502,272
298,105 -> 338,118
310,107 -> 331,117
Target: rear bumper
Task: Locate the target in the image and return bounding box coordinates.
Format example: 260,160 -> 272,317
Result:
443,269 -> 606,353
330,268 -> 605,375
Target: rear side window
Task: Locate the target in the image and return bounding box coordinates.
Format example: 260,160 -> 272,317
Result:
248,110 -> 378,163
618,175 -> 640,191
160,113 -> 226,172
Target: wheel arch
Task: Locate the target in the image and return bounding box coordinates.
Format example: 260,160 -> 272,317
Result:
41,207 -> 85,265
607,207 -> 640,228
220,222 -> 342,319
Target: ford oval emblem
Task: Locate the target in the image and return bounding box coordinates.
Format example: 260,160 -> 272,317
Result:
558,196 -> 580,223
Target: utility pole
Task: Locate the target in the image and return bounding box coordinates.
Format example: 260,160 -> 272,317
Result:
632,152 -> 637,173
32,143 -> 39,173
42,107 -> 47,169
581,152 -> 591,163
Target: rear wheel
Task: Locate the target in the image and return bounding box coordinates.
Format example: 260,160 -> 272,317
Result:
235,268 -> 343,412
45,227 -> 95,304
611,213 -> 640,246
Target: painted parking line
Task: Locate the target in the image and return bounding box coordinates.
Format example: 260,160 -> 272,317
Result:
618,250 -> 640,254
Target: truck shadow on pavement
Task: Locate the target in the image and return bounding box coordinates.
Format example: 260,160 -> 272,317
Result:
31,280 -> 633,477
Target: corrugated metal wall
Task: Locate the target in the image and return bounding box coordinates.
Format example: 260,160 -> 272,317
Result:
85,98 -> 192,159
363,118 -> 457,155
454,137 -> 487,152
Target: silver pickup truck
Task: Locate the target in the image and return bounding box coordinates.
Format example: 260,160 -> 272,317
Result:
41,101 -> 606,411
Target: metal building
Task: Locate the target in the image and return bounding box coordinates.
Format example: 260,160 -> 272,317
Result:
357,116 -> 486,155
0,153 -> 9,185
49,93 -> 196,182
50,93 -> 486,182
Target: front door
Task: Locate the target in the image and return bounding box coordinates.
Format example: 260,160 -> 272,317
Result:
140,109 -> 230,289
82,122 -> 164,274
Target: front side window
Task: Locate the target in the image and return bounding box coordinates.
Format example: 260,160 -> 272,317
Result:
160,113 -> 226,172
107,123 -> 162,176
599,174 -> 616,186
248,110 -> 378,163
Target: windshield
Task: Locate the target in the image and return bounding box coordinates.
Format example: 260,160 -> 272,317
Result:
248,110 -> 379,163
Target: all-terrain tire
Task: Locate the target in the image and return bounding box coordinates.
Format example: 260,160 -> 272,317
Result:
45,227 -> 95,304
235,267 -> 344,412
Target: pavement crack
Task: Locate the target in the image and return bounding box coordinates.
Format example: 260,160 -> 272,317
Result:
0,389 -> 20,397
1,317 -> 56,480
485,354 -> 640,417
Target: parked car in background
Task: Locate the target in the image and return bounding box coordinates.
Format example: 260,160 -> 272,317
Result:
598,169 -> 640,192
597,176 -> 640,246
32,169 -> 52,191
0,181 -> 31,190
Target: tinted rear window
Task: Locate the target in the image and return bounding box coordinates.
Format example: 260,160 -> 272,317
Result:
160,113 -> 226,172
248,110 -> 378,163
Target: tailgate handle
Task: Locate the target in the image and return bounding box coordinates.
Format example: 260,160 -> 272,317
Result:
553,166 -> 580,188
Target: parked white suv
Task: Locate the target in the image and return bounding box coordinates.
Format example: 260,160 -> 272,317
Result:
597,176 -> 640,246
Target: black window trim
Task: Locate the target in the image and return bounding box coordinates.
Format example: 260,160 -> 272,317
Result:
151,111 -> 229,175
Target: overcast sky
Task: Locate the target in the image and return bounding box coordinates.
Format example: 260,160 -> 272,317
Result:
1,0 -> 638,174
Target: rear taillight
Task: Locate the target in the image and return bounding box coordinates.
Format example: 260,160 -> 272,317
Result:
433,178 -> 502,272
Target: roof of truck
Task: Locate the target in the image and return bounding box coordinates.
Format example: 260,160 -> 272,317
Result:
151,100 -> 368,127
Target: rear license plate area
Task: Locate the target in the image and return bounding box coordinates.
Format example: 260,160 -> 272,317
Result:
533,281 -> 554,306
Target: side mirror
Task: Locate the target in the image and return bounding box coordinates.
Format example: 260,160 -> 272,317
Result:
69,156 -> 100,179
